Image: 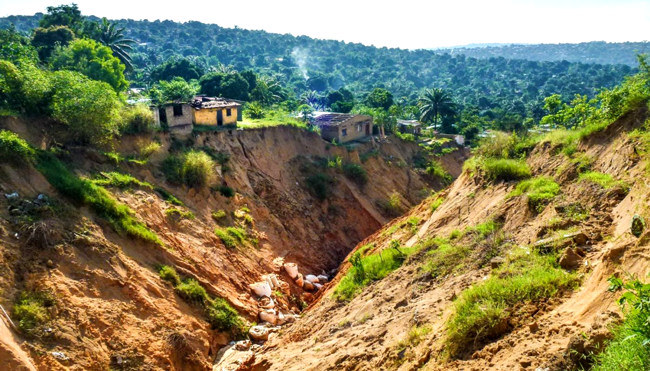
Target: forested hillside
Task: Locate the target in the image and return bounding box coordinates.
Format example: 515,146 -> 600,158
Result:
0,13 -> 634,108
435,41 -> 650,67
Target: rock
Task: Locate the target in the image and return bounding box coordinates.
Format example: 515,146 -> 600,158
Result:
317,275 -> 329,283
235,340 -> 252,351
490,256 -> 506,269
528,321 -> 539,333
4,192 -> 18,200
46,260 -> 56,269
303,280 -> 314,291
295,273 -> 304,287
519,358 -> 532,368
447,292 -> 457,301
559,248 -> 582,270
51,351 -> 69,361
394,298 -> 408,309
305,274 -> 319,283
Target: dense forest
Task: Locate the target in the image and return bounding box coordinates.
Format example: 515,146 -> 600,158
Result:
0,6 -> 644,138
434,41 -> 650,67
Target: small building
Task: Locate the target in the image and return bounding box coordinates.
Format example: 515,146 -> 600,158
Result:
313,113 -> 373,143
397,120 -> 422,135
191,96 -> 241,126
158,103 -> 193,133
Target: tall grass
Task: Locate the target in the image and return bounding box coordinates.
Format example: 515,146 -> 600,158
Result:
36,152 -> 162,246
333,243 -> 417,301
579,171 -> 629,191
445,247 -> 579,356
92,171 -> 153,190
482,158 -> 531,181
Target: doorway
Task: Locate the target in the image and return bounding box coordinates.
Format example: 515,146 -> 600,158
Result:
217,110 -> 223,125
365,124 -> 370,135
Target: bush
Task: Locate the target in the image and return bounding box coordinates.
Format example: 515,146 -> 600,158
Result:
176,279 -> 209,304
139,141 -> 161,158
475,131 -> 517,158
165,207 -> 195,220
425,160 -> 452,184
36,152 -> 162,246
13,291 -> 55,335
342,163 -> 368,185
212,210 -> 227,220
482,158 -> 531,181
215,185 -> 235,198
306,173 -> 334,201
445,248 -> 579,356
592,277 -> 650,370
207,297 -> 244,333
155,187 -> 184,206
158,265 -> 181,286
50,70 -> 122,145
183,150 -> 215,188
509,177 -> 560,212
246,101 -> 265,119
161,155 -> 185,184
0,130 -> 35,166
214,227 -> 249,248
121,104 -> 156,134
379,191 -> 403,217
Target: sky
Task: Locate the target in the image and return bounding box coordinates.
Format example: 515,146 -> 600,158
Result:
0,0 -> 649,49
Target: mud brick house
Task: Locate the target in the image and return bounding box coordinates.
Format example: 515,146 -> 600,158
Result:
313,113 -> 373,143
157,102 -> 193,134
397,119 -> 422,135
191,96 -> 242,126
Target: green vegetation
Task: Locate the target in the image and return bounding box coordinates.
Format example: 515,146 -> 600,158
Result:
592,277 -> 650,370
212,210 -> 227,220
305,173 -> 334,201
12,291 -> 55,335
0,130 -> 35,166
92,171 -> 153,190
342,163 -> 368,186
379,191 -> 403,217
162,150 -> 215,189
425,160 -> 452,184
36,152 -> 162,246
333,242 -> 417,302
176,278 -> 209,304
422,238 -> 471,279
445,247 -> 580,356
509,176 -> 560,212
154,187 -> 184,206
158,265 -> 181,286
481,158 -> 532,181
165,207 -> 195,220
155,265 -> 245,334
215,185 -> 235,198
214,227 -> 254,249
579,171 -> 629,191
397,324 -> 432,352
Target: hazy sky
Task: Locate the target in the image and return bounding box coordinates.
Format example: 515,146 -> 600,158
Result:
1,0 -> 649,49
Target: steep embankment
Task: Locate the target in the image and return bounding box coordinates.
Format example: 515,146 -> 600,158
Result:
251,107 -> 650,371
0,117 -> 466,371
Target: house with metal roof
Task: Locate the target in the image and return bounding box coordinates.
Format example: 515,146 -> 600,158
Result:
396,120 -> 423,135
313,113 -> 373,143
191,96 -> 242,126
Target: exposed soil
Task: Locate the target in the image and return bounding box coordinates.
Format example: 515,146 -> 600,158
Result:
0,117 -> 467,371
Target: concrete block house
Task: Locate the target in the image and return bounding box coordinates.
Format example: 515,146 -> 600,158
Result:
313,113 -> 373,143
191,96 -> 242,126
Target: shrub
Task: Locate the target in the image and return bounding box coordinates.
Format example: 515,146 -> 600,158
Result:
36,152 -> 162,246
182,150 -> 215,188
0,130 -> 35,166
592,277 -> 650,370
49,70 -> 122,145
158,265 -> 181,286
139,141 -> 161,158
121,104 -> 156,134
579,171 -> 629,191
176,279 -> 209,304
13,291 -> 55,335
379,191 -> 403,217
162,155 -> 185,185
165,207 -> 195,220
475,131 -> 517,158
342,163 -> 368,185
92,172 -> 153,190
422,238 -> 471,279
215,185 -> 235,198
212,210 -> 227,220
482,158 -> 531,181
445,248 -> 579,356
207,297 -> 244,333
214,227 -> 250,248
509,177 -> 560,212
306,173 -> 334,201
246,101 -> 265,119
425,160 -> 452,184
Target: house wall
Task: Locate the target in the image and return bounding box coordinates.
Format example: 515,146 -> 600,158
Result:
319,116 -> 373,143
151,107 -> 160,127
193,107 -> 239,126
164,104 -> 193,127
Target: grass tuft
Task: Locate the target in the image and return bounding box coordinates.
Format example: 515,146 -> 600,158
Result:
509,176 -> 560,212
579,171 -> 629,191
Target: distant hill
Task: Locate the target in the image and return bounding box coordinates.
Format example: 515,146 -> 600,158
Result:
0,13 -> 635,109
433,41 -> 650,66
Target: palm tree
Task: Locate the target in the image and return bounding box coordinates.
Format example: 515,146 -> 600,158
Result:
418,88 -> 458,131
98,18 -> 135,70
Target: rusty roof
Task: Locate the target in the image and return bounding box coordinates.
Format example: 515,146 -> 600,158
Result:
191,96 -> 241,110
313,113 -> 371,127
